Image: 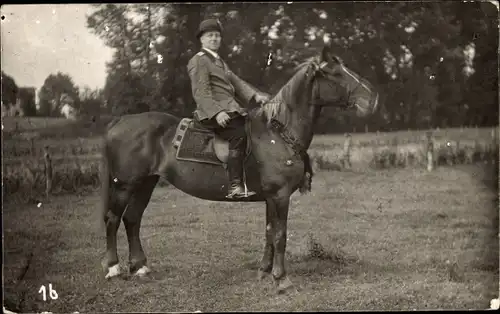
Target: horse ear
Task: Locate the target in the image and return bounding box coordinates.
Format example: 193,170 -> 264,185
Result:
321,44 -> 341,64
321,44 -> 332,62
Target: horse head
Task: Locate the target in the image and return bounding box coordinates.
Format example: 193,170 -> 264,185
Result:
257,44 -> 379,146
308,44 -> 379,118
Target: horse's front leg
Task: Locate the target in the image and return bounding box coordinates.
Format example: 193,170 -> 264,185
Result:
270,191 -> 294,293
258,198 -> 275,280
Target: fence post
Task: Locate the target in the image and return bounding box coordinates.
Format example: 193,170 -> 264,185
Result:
44,146 -> 53,198
426,131 -> 434,171
491,127 -> 498,164
391,137 -> 399,167
30,138 -> 35,157
343,133 -> 352,169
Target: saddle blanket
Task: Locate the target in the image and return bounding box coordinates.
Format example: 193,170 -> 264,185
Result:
173,118 -> 224,166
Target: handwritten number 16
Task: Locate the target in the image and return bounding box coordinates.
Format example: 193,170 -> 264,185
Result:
39,284 -> 58,301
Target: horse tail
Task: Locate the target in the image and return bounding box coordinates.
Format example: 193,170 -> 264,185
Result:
100,137 -> 112,230
100,116 -> 120,228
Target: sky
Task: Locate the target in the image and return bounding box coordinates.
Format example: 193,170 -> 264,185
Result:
1,4 -> 114,95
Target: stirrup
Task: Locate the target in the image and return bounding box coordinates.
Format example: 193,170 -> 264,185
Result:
226,185 -> 256,199
226,191 -> 257,199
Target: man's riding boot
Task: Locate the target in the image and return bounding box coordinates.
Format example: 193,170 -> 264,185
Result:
226,149 -> 256,199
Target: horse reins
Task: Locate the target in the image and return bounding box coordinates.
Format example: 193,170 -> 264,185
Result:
271,61 -> 361,160
266,59 -> 362,161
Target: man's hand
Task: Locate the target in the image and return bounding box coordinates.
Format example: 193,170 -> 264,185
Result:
254,93 -> 270,106
215,111 -> 231,127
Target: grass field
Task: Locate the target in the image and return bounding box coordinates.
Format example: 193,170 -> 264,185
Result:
3,164 -> 498,312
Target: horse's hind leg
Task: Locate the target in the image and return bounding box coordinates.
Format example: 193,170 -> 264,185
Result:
123,175 -> 159,277
258,198 -> 275,280
102,181 -> 134,279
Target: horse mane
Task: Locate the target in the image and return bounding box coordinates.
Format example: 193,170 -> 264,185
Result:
256,56 -> 321,127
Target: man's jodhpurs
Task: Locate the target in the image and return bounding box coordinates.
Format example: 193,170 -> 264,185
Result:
198,112 -> 256,198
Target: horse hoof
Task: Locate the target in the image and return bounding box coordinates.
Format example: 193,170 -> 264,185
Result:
274,276 -> 294,294
105,264 -> 121,279
134,266 -> 151,277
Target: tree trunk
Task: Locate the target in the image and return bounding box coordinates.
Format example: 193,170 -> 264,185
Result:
119,8 -> 132,76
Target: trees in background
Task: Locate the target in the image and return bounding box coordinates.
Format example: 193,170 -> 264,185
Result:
10,2 -> 495,129
2,71 -> 19,107
79,86 -> 106,118
37,72 -> 80,117
17,87 -> 37,116
2,71 -> 37,117
84,2 -> 496,132
4,71 -> 107,119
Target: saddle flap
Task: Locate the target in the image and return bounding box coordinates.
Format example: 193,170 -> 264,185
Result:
172,116 -> 252,165
173,118 -> 229,164
172,118 -> 192,149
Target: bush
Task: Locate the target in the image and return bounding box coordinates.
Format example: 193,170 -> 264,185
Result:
310,152 -> 343,171
3,138 -> 103,159
308,138 -> 497,171
3,127 -> 497,202
3,156 -> 101,203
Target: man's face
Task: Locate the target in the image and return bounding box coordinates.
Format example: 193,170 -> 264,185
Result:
200,31 -> 221,52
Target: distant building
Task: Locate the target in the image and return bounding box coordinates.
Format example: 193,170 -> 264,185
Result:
1,86 -> 36,117
59,94 -> 77,119
61,103 -> 77,119
2,98 -> 23,117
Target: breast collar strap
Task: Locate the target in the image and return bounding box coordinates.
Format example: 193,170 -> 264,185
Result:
270,118 -> 307,159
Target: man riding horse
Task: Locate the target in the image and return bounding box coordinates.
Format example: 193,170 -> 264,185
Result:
187,18 -> 271,199
101,17 -> 379,288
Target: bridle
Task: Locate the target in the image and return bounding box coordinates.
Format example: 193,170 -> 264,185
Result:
266,57 -> 365,161
310,61 -> 361,110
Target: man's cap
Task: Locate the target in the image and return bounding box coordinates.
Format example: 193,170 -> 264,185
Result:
196,18 -> 223,39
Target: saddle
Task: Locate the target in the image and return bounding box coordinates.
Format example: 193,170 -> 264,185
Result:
172,117 -> 251,166
172,116 -> 314,194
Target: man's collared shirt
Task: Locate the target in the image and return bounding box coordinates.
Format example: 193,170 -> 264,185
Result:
202,47 -> 220,60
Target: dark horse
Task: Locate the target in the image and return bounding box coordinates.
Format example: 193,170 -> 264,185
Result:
100,44 -> 379,292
